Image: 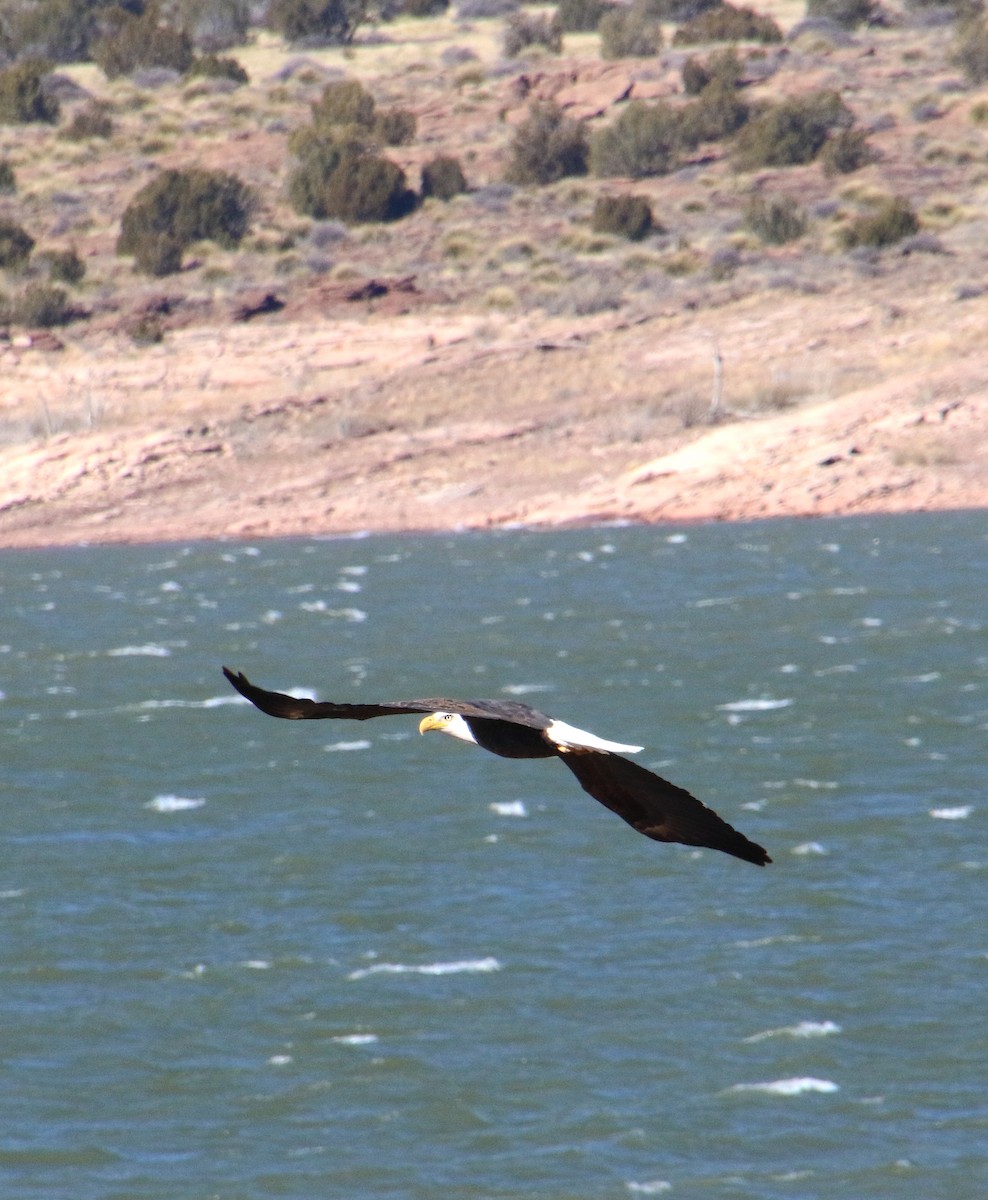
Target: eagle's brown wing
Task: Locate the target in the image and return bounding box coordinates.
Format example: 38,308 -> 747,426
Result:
559,750 -> 771,866
221,668 -> 551,728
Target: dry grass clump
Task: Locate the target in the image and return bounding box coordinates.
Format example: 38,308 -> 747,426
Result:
838,195 -> 919,249
672,3 -> 782,45
505,101 -> 589,185
592,194 -> 655,240
743,193 -> 809,244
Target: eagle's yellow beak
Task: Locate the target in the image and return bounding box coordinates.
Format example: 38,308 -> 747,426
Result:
419,714 -> 442,735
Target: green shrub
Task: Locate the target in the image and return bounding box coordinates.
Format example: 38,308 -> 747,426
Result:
0,159 -> 15,193
94,9 -> 195,79
288,128 -> 415,221
373,106 -> 417,146
0,219 -> 35,269
839,196 -> 919,249
952,16 -> 988,85
11,282 -> 71,327
743,193 -> 808,243
318,150 -> 417,222
592,193 -> 654,239
639,0 -> 721,17
703,46 -> 744,88
185,53 -> 249,84
805,0 -> 875,29
267,0 -> 370,45
421,155 -> 468,199
819,126 -> 875,175
134,234 -> 185,277
682,56 -> 712,95
686,78 -> 750,140
673,3 -> 782,45
0,60 -> 60,125
400,0 -> 450,14
590,100 -> 682,177
505,101 -> 589,185
311,78 -> 376,128
118,168 -> 255,272
62,101 -> 114,141
503,11 -> 564,55
556,0 -> 617,31
41,247 -> 86,284
2,0 -> 101,63
733,90 -> 852,169
599,3 -> 663,58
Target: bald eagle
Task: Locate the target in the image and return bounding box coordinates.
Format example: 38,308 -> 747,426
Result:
222,668 -> 770,867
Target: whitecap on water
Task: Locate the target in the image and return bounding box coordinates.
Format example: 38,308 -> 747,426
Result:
500,683 -> 552,696
107,644 -> 171,657
717,698 -> 793,712
489,800 -> 527,817
744,1021 -> 841,1044
145,795 -> 206,813
347,957 -> 501,981
324,740 -> 372,752
726,1077 -> 839,1097
791,842 -> 828,856
930,806 -> 973,820
626,1182 -> 671,1195
332,1033 -> 379,1046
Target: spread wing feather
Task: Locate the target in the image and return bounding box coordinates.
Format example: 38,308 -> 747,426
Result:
559,751 -> 771,866
222,668 -> 551,729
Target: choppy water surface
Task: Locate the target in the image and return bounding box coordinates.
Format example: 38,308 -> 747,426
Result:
2,513 -> 986,1199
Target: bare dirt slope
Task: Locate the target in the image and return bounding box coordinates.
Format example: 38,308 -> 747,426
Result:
2,255 -> 985,548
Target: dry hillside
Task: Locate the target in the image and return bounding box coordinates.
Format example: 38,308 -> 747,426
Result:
0,1 -> 986,547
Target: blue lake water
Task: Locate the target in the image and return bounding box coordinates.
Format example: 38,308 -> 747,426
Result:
2,512 -> 986,1199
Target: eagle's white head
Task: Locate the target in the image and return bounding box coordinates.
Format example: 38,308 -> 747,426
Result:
419,711 -> 477,745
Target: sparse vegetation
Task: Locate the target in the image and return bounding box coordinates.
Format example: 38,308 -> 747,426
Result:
41,247 -> 86,284
590,100 -> 684,178
0,219 -> 35,269
9,281 -> 72,327
806,0 -> 876,30
0,159 -> 15,193
63,101 -> 114,141
118,168 -> 255,274
267,0 -> 370,45
952,16 -> 988,86
743,193 -> 809,244
733,91 -> 853,170
839,195 -> 920,248
820,127 -> 877,175
185,54 -> 249,85
505,101 -> 589,185
592,194 -> 655,240
673,3 -> 782,45
599,2 -> 664,58
503,11 -> 564,56
421,155 -> 468,199
556,0 -> 617,31
93,8 -> 195,80
373,106 -> 417,146
311,78 -> 376,129
0,60 -> 60,125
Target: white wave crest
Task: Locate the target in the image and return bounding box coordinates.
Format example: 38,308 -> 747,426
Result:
930,806 -> 973,820
744,1020 -> 841,1043
107,644 -> 171,657
718,698 -> 793,712
727,1077 -> 839,1097
145,795 -> 206,813
347,957 -> 501,981
332,1033 -> 379,1045
325,740 -> 372,752
490,801 -> 527,817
